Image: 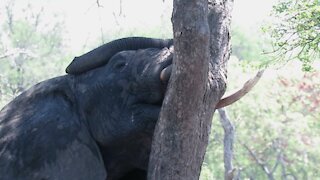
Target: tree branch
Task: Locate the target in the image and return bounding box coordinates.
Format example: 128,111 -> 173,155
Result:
0,49 -> 36,60
5,1 -> 15,34
96,0 -> 103,7
270,151 -> 282,174
0,52 -> 13,60
242,143 -> 275,180
218,108 -> 238,180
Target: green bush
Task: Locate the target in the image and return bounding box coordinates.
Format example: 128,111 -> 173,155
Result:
203,59 -> 320,179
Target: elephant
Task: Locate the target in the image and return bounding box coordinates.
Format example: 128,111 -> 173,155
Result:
0,36 -> 258,180
0,37 -> 174,180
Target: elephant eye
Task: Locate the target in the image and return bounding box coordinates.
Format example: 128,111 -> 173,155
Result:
114,61 -> 127,70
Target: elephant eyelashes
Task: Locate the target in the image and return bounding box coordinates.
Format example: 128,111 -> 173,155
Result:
114,62 -> 127,70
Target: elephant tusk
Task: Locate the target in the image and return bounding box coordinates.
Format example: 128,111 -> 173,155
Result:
160,65 -> 172,83
160,65 -> 264,109
215,70 -> 265,109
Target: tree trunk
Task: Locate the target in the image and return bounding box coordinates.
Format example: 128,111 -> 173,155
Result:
148,0 -> 233,180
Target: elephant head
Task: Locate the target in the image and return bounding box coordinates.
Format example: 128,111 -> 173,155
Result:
66,37 -> 261,179
66,37 -> 173,179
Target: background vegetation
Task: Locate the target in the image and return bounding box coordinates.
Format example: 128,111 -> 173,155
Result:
0,0 -> 319,179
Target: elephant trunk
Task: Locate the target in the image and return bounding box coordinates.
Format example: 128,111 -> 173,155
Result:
66,37 -> 173,74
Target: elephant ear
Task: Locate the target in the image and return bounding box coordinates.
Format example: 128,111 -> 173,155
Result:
66,37 -> 173,74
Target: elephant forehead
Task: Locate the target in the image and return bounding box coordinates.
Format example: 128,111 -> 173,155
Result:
110,50 -> 136,63
134,47 -> 171,61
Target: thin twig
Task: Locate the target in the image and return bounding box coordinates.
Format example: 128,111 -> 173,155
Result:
96,0 -> 103,7
218,108 -> 237,180
242,143 -> 275,180
0,49 -> 36,60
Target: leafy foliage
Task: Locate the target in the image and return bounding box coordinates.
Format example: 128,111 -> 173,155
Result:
202,59 -> 320,179
0,1 -> 68,107
266,0 -> 320,70
232,25 -> 270,64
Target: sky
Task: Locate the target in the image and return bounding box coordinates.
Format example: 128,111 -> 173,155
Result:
67,0 -> 278,52
232,0 -> 277,27
0,0 -> 278,53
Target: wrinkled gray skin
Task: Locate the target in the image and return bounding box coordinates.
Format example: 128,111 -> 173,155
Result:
0,47 -> 172,180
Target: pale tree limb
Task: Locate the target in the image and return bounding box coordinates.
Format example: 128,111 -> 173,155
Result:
218,108 -> 239,180
93,0 -> 105,43
271,151 -> 282,175
242,143 -> 281,180
0,52 -> 13,60
215,70 -> 265,179
0,49 -> 36,60
216,70 -> 265,109
96,0 -> 103,7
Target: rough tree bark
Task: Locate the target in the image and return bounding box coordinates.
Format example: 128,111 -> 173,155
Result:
148,0 -> 234,180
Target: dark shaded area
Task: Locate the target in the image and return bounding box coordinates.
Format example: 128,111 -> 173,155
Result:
0,37 -> 173,179
118,169 -> 147,180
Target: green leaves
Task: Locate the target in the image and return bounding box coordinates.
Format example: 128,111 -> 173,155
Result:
267,0 -> 320,71
0,1 -> 68,106
202,61 -> 320,179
